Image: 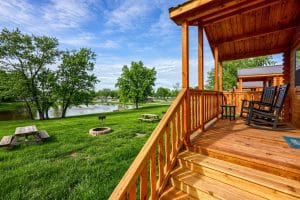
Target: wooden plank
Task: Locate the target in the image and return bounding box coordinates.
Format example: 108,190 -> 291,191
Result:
159,186 -> 197,200
158,137 -> 164,187
38,130 -> 50,139
171,118 -> 176,158
140,166 -> 148,200
150,150 -> 157,200
128,183 -> 136,200
198,24 -> 204,90
165,124 -> 170,170
182,21 -> 189,89
219,62 -> 223,91
0,135 -> 13,146
171,167 -> 266,200
179,151 -> 300,199
214,47 -> 219,91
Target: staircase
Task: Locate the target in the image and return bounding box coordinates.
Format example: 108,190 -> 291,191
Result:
160,150 -> 300,200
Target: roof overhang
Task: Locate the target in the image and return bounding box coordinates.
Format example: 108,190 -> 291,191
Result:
169,0 -> 300,61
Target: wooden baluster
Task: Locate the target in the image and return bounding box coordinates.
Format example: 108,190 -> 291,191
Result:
177,108 -> 181,147
158,137 -> 164,187
140,166 -> 148,200
128,183 -> 136,200
165,124 -> 171,171
190,94 -> 195,129
150,149 -> 156,200
172,118 -> 176,157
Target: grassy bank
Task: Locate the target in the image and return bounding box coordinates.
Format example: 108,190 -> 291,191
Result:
0,104 -> 169,200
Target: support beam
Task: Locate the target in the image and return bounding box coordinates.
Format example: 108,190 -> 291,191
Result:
214,24 -> 297,46
238,78 -> 243,92
198,25 -> 204,90
182,21 -> 191,145
200,0 -> 280,26
182,21 -> 189,89
198,24 -> 204,131
214,47 -> 219,91
219,62 -> 223,91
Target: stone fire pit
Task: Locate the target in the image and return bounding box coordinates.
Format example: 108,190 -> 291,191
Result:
89,127 -> 112,136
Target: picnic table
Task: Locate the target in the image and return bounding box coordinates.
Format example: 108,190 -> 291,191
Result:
138,114 -> 160,122
0,125 -> 50,148
13,125 -> 41,144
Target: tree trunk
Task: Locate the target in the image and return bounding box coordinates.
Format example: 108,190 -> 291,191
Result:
61,101 -> 70,118
45,107 -> 50,119
135,99 -> 139,109
25,100 -> 34,120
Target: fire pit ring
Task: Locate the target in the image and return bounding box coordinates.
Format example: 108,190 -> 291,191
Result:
89,127 -> 112,136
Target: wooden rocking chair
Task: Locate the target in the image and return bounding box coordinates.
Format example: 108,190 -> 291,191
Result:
246,84 -> 289,130
240,86 -> 277,117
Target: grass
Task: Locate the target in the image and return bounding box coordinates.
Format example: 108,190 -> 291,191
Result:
0,104 -> 169,200
0,102 -> 25,111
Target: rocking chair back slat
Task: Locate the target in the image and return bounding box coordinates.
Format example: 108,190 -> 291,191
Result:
260,86 -> 277,106
274,84 -> 290,113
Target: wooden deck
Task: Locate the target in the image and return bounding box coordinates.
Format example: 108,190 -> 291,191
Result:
160,118 -> 300,199
190,118 -> 300,181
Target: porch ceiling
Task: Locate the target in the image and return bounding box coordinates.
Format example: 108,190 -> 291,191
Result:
169,0 -> 300,61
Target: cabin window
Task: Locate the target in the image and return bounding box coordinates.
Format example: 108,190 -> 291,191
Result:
296,49 -> 300,86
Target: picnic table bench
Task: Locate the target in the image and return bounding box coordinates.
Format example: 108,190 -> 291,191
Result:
0,125 -> 50,148
138,114 -> 160,122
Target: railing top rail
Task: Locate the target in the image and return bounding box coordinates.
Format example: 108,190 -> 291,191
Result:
109,88 -> 187,199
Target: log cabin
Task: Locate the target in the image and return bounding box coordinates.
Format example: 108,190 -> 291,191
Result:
237,65 -> 284,91
109,0 -> 300,199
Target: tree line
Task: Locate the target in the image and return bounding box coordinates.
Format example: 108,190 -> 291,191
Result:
0,28 -> 98,119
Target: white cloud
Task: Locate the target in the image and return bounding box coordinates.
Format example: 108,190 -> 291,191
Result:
42,0 -> 95,29
105,0 -> 153,31
0,0 -> 36,27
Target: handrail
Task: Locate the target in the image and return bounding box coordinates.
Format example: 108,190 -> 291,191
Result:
109,88 -> 188,200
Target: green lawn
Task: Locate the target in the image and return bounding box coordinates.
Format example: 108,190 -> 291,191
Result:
0,104 -> 169,200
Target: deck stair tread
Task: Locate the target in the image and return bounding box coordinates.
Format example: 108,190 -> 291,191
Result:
177,151 -> 300,200
171,167 -> 266,200
159,186 -> 197,200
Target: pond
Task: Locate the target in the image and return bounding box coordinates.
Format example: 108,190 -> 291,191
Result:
0,103 -> 134,120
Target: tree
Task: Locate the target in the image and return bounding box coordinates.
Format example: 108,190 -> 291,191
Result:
56,48 -> 98,118
156,87 -> 170,100
171,82 -> 180,97
0,28 -> 59,119
37,69 -> 58,119
205,56 -> 276,90
115,61 -> 156,109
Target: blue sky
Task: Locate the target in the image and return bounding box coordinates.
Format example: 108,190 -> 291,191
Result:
0,0 -> 282,90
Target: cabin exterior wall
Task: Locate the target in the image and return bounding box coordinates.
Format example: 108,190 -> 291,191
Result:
290,25 -> 300,128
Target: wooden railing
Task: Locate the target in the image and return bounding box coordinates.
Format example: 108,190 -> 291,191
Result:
109,88 -> 224,199
189,89 -> 223,132
109,89 -> 188,200
223,91 -> 262,115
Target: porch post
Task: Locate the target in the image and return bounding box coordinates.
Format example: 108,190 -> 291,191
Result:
219,62 -> 223,91
182,21 -> 189,89
182,21 -> 191,145
198,24 -> 204,131
214,47 -> 219,91
238,78 -> 243,92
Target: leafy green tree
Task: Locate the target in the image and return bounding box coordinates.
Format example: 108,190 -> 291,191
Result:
37,69 -> 58,119
205,56 -> 276,90
115,61 -> 156,109
171,82 -> 180,97
156,87 -> 170,100
0,28 -> 59,119
56,48 -> 98,118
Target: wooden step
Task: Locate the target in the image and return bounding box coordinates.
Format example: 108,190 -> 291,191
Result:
170,167 -> 266,200
190,144 -> 300,181
159,186 -> 197,200
178,151 -> 300,200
